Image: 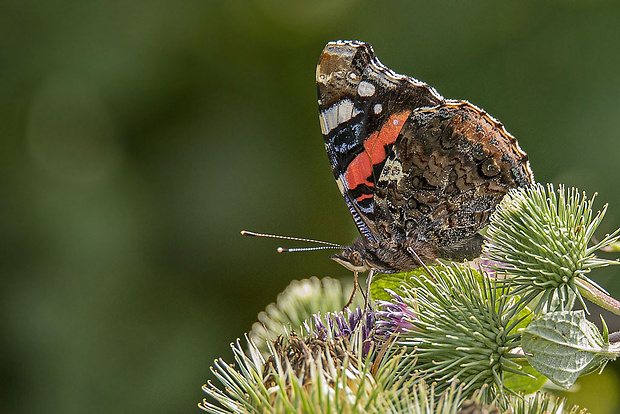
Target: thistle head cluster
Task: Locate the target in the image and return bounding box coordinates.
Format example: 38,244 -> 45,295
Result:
249,276 -> 360,356
394,265 -> 531,404
483,183 -> 620,312
200,332 -> 377,413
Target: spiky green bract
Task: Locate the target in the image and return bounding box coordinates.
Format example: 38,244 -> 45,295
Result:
374,381 -> 466,413
249,277 -> 360,356
509,393 -> 587,414
483,183 -> 620,314
396,264 -> 532,406
375,382 -> 587,413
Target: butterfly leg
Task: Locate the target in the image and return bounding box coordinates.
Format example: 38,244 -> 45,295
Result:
343,271 -> 359,310
364,269 -> 375,310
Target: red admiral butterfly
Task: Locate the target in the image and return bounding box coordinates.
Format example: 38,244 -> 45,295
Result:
316,40 -> 533,275
244,40 -> 533,283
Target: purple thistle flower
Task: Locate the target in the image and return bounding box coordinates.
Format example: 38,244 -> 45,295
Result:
376,290 -> 417,338
308,306 -> 377,356
476,258 -> 513,279
311,313 -> 327,339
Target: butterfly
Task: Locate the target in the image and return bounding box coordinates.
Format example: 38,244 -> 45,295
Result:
315,40 -> 533,276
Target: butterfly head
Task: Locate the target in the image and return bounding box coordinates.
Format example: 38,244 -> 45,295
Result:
329,237 -> 376,273
330,249 -> 369,273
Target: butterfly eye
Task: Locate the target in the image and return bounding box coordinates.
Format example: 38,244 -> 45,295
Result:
349,251 -> 363,267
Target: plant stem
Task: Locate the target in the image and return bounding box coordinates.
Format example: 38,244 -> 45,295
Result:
576,278 -> 620,315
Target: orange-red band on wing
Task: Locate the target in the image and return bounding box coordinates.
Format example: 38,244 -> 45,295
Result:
344,111 -> 411,202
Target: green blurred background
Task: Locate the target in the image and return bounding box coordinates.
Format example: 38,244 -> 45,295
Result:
2,0 -> 620,413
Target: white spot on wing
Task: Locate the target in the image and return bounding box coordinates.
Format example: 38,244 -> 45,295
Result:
357,81 -> 376,97
319,99 -> 361,135
373,103 -> 382,114
378,158 -> 405,183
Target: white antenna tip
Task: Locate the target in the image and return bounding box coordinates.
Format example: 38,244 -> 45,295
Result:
277,247 -> 286,253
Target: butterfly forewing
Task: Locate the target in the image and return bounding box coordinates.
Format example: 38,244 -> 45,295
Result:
317,40 -> 444,244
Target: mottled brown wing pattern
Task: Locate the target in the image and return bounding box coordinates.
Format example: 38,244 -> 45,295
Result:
373,102 -> 533,264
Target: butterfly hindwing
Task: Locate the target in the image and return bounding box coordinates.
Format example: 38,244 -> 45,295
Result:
373,102 -> 533,259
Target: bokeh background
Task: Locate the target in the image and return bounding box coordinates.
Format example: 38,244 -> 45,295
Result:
2,1 -> 620,413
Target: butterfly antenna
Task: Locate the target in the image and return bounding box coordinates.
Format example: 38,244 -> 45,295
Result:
277,246 -> 342,253
240,230 -> 345,252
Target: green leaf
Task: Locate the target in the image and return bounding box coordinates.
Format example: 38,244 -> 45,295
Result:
522,310 -> 620,389
502,360 -> 547,395
369,268 -> 429,302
